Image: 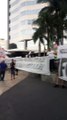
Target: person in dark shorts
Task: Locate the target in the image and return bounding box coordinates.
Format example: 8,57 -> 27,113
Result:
15,69 -> 18,75
53,58 -> 65,88
14,60 -> 18,75
0,60 -> 7,81
10,59 -> 15,80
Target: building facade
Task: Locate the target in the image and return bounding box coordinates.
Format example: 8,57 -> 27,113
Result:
0,39 -> 7,49
8,0 -> 48,51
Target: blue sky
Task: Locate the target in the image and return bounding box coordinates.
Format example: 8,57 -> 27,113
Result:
0,0 -> 7,40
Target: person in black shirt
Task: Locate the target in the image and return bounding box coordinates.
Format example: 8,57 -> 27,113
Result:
10,59 -> 15,80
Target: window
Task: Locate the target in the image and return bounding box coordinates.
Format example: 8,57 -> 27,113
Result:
21,29 -> 35,35
21,1 -> 37,7
11,0 -> 20,7
21,9 -> 40,16
21,19 -> 35,25
11,15 -> 20,22
11,7 -> 20,14
11,24 -> 19,30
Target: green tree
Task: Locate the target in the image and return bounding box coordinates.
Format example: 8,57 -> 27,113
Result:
32,27 -> 44,56
33,8 -> 55,49
37,0 -> 67,45
9,43 -> 17,49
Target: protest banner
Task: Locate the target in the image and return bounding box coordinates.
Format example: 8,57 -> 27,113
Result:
15,56 -> 50,75
58,45 -> 67,81
57,45 -> 67,58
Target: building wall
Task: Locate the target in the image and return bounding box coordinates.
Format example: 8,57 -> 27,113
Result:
0,39 -> 7,49
8,0 -> 48,51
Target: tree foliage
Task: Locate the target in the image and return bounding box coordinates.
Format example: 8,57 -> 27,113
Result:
9,43 -> 17,49
33,0 -> 67,48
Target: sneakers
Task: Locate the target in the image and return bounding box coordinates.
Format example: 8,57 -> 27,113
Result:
61,85 -> 66,88
53,84 -> 59,87
53,84 -> 66,88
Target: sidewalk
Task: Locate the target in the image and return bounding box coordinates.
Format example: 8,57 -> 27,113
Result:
0,70 -> 29,95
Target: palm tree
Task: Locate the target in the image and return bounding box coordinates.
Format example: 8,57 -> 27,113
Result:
33,8 -> 55,49
37,0 -> 67,45
32,27 -> 44,56
32,0 -> 67,55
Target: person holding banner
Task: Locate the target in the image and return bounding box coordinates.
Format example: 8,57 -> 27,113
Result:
54,45 -> 67,88
53,57 -> 65,88
14,60 -> 19,75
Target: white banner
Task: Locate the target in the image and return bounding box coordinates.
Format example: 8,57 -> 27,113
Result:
15,56 -> 50,75
57,45 -> 67,80
59,58 -> 67,81
57,45 -> 67,58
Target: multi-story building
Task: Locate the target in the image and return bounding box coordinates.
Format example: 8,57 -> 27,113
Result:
8,0 -> 48,51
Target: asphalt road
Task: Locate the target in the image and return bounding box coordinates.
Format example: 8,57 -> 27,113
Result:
0,73 -> 67,120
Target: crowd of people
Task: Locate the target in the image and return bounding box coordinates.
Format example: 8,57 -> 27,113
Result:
0,51 -> 66,88
0,59 -> 18,81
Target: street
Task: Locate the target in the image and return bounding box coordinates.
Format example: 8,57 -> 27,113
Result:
0,72 -> 67,120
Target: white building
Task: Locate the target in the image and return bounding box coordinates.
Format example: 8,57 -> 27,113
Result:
8,0 -> 48,51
